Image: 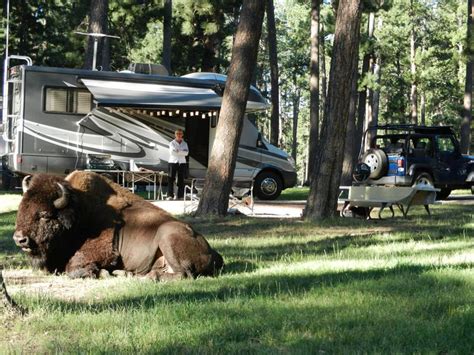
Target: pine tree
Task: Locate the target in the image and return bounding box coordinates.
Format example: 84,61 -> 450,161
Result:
305,0 -> 363,219
195,0 -> 265,216
461,0 -> 473,153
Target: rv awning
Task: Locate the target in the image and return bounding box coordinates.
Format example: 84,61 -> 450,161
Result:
81,79 -> 224,109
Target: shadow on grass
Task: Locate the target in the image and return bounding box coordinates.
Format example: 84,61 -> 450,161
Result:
12,262 -> 473,353
19,262 -> 473,314
223,260 -> 259,274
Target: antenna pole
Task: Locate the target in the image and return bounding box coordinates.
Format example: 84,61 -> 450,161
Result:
75,32 -> 120,71
92,37 -> 99,71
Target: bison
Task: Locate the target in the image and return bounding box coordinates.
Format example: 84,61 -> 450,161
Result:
12,171 -> 223,280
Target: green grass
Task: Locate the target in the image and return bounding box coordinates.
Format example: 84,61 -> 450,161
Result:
278,186 -> 309,200
0,203 -> 473,353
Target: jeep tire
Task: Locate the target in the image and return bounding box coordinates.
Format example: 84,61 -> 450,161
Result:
361,148 -> 388,179
436,188 -> 451,200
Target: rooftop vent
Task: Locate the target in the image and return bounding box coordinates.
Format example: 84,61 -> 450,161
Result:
128,63 -> 169,76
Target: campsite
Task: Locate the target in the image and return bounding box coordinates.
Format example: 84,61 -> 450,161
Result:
1,0 -> 473,353
1,189 -> 473,352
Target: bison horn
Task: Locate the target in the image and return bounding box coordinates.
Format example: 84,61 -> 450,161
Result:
22,175 -> 32,194
54,183 -> 70,209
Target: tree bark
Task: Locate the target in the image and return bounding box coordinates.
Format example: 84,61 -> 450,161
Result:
461,0 -> 473,154
84,0 -> 109,70
320,22 -> 327,119
304,0 -> 362,219
195,0 -> 265,217
341,74 -> 359,186
266,0 -> 280,146
162,0 -> 172,74
410,1 -> 418,124
372,16 -> 382,125
307,0 -> 321,183
420,91 -> 426,126
362,12 -> 376,150
291,88 -> 300,163
371,55 -> 381,125
357,57 -> 369,151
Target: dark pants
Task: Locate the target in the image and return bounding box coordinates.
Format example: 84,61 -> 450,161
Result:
168,163 -> 187,198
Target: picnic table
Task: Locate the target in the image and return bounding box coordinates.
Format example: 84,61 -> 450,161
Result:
338,185 -> 439,219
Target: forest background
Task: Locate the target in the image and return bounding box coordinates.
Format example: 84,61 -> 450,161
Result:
0,0 -> 472,184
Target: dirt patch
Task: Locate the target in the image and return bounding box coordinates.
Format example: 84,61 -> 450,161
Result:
2,269 -> 118,302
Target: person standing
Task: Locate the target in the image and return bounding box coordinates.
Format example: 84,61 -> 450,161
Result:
167,129 -> 189,200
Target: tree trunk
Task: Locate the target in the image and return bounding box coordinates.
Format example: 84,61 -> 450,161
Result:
461,0 -> 473,154
307,0 -> 320,183
84,0 -> 109,70
195,0 -> 265,217
420,91 -> 426,126
410,2 -> 418,124
101,37 -> 110,71
357,59 -> 369,151
372,17 -> 382,125
371,55 -> 381,125
362,12 -> 376,150
304,0 -> 362,219
266,0 -> 280,146
162,0 -> 172,74
320,22 -> 327,119
341,75 -> 359,186
291,89 -> 300,163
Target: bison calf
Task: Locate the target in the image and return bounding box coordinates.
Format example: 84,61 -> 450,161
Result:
13,171 -> 223,280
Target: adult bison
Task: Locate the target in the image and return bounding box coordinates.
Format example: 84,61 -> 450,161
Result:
12,171 -> 223,280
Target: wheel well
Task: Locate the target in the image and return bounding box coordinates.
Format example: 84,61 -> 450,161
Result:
256,168 -> 283,184
411,168 -> 433,179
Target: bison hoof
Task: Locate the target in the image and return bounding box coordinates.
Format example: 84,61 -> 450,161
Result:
99,269 -> 111,279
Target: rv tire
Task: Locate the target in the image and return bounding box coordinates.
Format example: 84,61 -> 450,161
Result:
254,171 -> 282,200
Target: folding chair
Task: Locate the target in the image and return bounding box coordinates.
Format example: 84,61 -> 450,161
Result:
183,178 -> 205,213
229,180 -> 254,215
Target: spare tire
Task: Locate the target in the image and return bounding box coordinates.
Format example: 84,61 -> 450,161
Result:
361,148 -> 388,179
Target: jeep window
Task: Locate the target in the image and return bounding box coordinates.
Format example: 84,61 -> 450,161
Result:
437,136 -> 458,160
375,137 -> 405,154
409,137 -> 433,158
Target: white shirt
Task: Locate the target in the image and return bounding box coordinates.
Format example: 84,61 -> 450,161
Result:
168,139 -> 189,164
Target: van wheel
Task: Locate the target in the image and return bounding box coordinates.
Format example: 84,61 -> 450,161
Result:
361,148 -> 388,179
254,172 -> 282,200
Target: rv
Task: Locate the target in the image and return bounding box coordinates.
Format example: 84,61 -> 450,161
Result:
0,62 -> 296,199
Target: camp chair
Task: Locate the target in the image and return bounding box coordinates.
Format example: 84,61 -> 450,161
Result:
183,178 -> 254,215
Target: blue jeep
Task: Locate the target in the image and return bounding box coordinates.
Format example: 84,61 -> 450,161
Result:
357,125 -> 474,200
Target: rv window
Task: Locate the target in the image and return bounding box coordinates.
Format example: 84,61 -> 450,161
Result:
45,88 -> 92,114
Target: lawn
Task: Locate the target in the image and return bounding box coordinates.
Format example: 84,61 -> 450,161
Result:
0,198 -> 473,353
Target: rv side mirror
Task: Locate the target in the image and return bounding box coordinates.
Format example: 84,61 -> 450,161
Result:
0,123 -> 3,134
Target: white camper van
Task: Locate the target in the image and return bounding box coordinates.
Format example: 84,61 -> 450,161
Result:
0,62 -> 296,199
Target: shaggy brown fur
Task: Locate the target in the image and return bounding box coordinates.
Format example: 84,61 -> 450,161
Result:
13,171 -> 223,280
